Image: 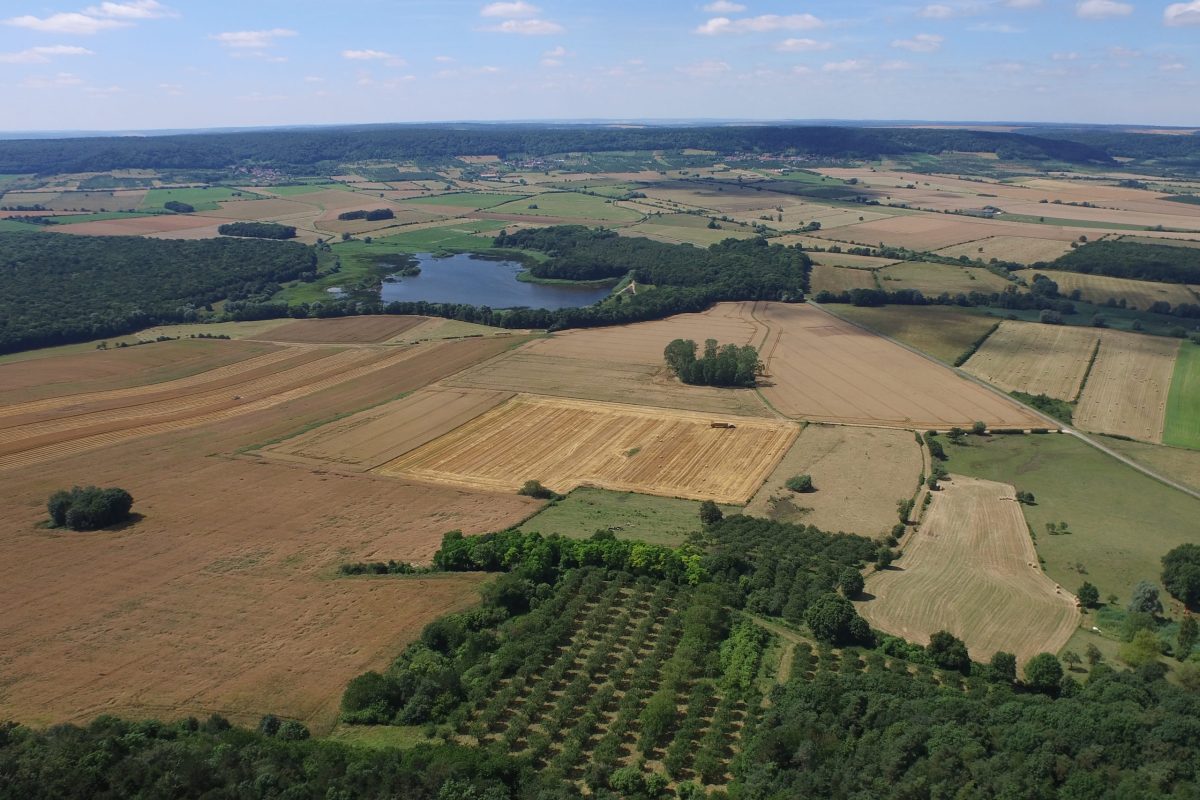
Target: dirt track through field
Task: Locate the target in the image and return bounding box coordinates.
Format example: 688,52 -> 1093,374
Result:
377,394 -> 798,503
964,321 -> 1100,401
857,475 -> 1080,664
1075,330 -> 1180,442
758,303 -> 1042,428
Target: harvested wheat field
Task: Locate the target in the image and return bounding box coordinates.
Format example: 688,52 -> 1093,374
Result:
878,261 -> 1012,296
810,264 -> 878,294
758,303 -> 1042,428
964,321 -> 1100,401
857,475 -> 1080,665
745,424 -> 922,537
809,252 -> 900,269
1075,330 -> 1180,441
814,214 -> 1000,251
1013,269 -> 1198,310
54,214 -> 226,237
937,236 -> 1074,264
377,394 -> 798,503
249,315 -> 429,344
265,386 -> 514,470
0,338 -> 279,404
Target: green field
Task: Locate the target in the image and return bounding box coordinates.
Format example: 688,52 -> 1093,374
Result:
140,187 -> 259,211
1163,341 -> 1200,449
488,191 -> 643,222
517,487 -> 733,547
942,433 -> 1200,606
828,304 -> 999,364
265,182 -> 348,196
405,192 -> 529,209
994,212 -> 1159,231
0,218 -> 44,232
52,210 -> 162,225
879,261 -> 1011,295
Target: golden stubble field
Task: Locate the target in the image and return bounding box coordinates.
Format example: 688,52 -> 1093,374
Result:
745,424 -> 923,537
857,475 -> 1080,665
964,321 -> 1101,401
0,328 -> 543,732
376,394 -> 799,504
1075,330 -> 1181,441
1013,269 -> 1200,310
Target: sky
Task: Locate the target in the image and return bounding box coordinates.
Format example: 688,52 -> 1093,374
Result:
0,0 -> 1197,131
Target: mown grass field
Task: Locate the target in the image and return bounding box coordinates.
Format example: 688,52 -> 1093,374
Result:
517,487 -> 731,547
941,433 -> 1200,607
488,191 -> 643,222
265,183 -> 349,196
1163,341 -> 1200,449
140,186 -> 258,211
405,192 -> 529,209
827,304 -> 1000,364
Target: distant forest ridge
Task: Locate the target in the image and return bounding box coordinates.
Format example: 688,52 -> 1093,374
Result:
0,125 -> 1129,173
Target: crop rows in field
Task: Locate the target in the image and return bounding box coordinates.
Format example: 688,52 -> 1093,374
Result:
458,572 -> 752,789
788,640 -> 971,692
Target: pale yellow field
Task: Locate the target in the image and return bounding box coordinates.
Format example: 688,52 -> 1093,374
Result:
1013,269 -> 1198,310
964,321 -> 1101,401
376,394 -> 798,503
809,252 -> 900,269
745,424 -> 922,538
857,475 -> 1080,665
878,261 -> 1012,296
1075,330 -> 1180,442
937,236 -> 1075,265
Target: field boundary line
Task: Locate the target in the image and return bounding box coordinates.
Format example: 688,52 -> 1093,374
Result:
812,301 -> 1200,502
1073,336 -> 1103,403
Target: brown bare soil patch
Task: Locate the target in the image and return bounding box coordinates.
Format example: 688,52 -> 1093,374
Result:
1075,330 -> 1180,441
377,394 -> 798,503
0,339 -> 279,405
810,264 -> 878,294
265,387 -> 514,470
746,424 -> 922,537
857,475 -> 1080,665
54,214 -> 226,236
250,316 -> 428,344
757,303 -> 1041,428
964,321 -> 1100,401
1013,269 -> 1198,310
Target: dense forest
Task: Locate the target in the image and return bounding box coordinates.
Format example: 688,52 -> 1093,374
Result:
0,231 -> 315,353
216,221 -> 297,239
1050,240 -> 1200,284
0,125 -> 1121,174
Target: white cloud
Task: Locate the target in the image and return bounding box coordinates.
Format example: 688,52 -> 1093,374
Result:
434,55 -> 455,63
776,37 -> 831,52
881,60 -> 914,71
0,44 -> 94,64
83,1 -> 174,18
919,4 -> 955,18
488,18 -> 563,34
702,0 -> 746,11
695,13 -> 822,34
158,82 -> 184,95
342,49 -> 406,66
541,44 -> 568,66
892,33 -> 943,52
4,12 -> 127,34
21,72 -> 86,88
970,22 -> 1022,32
480,1 -> 539,17
1076,0 -> 1132,19
1160,61 -> 1186,71
822,59 -> 868,72
1108,45 -> 1140,59
1003,0 -> 1042,7
211,29 -> 297,48
1052,51 -> 1081,60
1165,1 -> 1200,26
677,59 -> 731,77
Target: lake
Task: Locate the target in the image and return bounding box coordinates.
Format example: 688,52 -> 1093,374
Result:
376,252 -> 613,310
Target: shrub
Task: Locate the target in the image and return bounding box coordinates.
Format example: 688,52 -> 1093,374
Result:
785,474 -> 814,493
517,480 -> 560,500
46,486 -> 133,531
1023,652 -> 1063,694
1077,581 -> 1099,608
699,500 -> 723,526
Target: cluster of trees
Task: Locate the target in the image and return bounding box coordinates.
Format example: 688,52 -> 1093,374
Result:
162,200 -> 194,213
1163,544 -> 1200,609
337,208 -> 394,221
0,231 -> 316,353
0,124 -> 1117,174
216,221 -> 297,239
1050,241 -> 1200,286
815,284 -> 1077,315
47,486 -> 133,531
663,338 -> 761,387
496,227 -> 809,301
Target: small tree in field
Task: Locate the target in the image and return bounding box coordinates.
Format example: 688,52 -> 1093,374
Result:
972,421 -> 987,435
699,500 -> 723,526
517,480 -> 558,500
1085,643 -> 1102,665
1077,582 -> 1099,609
1062,650 -> 1082,671
47,486 -> 134,531
786,474 -> 814,493
1128,580 -> 1164,616
839,568 -> 864,598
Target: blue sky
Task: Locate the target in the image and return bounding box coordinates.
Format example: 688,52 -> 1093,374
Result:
0,0 -> 1197,131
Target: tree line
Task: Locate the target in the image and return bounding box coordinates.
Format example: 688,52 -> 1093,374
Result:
1048,240 -> 1200,286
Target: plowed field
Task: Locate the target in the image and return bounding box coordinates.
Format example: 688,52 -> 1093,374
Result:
857,475 -> 1080,664
757,304 -> 1042,428
377,395 -> 798,503
1075,330 -> 1180,441
964,321 -> 1100,401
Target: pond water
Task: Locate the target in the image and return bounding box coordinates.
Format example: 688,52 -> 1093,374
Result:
376,252 -> 612,310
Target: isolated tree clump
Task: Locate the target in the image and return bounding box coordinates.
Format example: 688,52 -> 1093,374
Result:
785,474 -> 814,493
699,500 -> 724,526
47,485 -> 134,531
1162,544 -> 1200,609
927,630 -> 970,674
517,480 -> 560,501
1128,580 -> 1164,616
1077,581 -> 1100,609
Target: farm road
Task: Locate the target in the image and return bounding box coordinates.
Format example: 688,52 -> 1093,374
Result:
813,302 -> 1200,503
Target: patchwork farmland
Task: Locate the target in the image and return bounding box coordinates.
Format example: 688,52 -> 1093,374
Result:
964,321 -> 1100,400
1075,330 -> 1180,441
